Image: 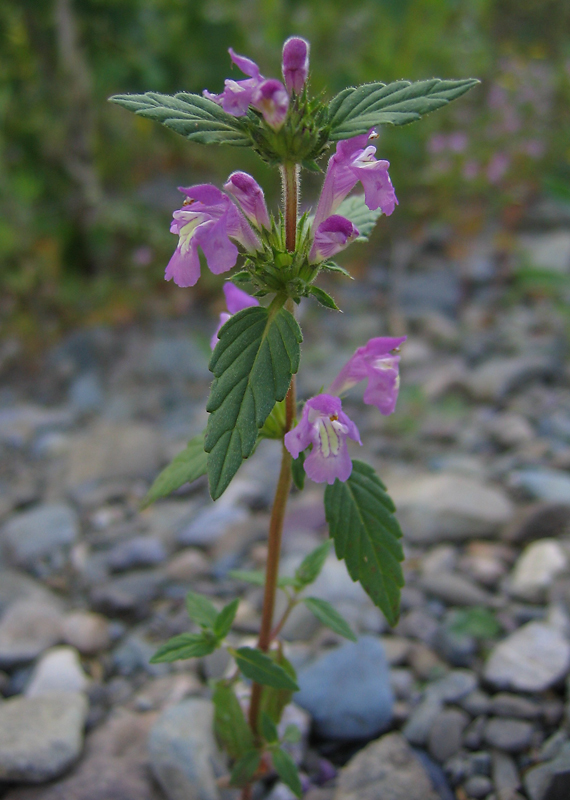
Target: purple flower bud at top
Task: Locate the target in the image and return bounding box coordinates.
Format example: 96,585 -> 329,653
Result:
282,37 -> 310,95
224,171 -> 271,230
309,215 -> 359,263
252,79 -> 289,129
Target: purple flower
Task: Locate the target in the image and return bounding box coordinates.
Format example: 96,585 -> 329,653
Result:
284,394 -> 361,484
282,37 -> 310,95
165,184 -> 261,288
211,283 -> 259,349
252,79 -> 289,130
309,215 -> 359,263
329,336 -> 407,415
313,132 -> 398,230
224,171 -> 271,229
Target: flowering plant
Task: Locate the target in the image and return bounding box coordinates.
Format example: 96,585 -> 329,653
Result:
112,39 -> 476,799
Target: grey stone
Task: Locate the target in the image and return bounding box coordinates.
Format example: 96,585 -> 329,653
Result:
426,670 -> 478,703
490,693 -> 541,719
492,751 -> 520,798
484,718 -> 534,752
146,336 -> 210,380
525,742 -> 570,800
0,405 -> 74,448
113,633 -> 169,677
69,372 -> 104,413
0,692 -> 87,782
462,715 -> 486,750
420,572 -> 492,606
177,504 -> 248,547
25,647 -> 90,696
0,599 -> 64,668
518,231 -> 570,273
2,504 -> 79,572
107,536 -> 168,571
463,775 -> 493,798
402,696 -> 443,746
460,690 -> 491,717
61,611 -> 111,655
333,732 -> 439,800
466,357 -> 556,401
428,708 -> 470,762
90,569 -> 165,617
0,569 -> 62,615
484,622 -> 570,692
509,540 -> 568,602
295,636 -> 394,740
510,469 -> 570,504
148,697 -> 225,800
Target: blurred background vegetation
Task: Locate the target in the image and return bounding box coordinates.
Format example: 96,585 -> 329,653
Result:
1,0 -> 570,346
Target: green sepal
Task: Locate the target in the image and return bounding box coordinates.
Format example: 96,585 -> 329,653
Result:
212,682 -> 254,760
291,451 -> 306,491
233,647 -> 299,691
149,632 -> 217,663
324,460 -> 404,626
230,751 -> 262,788
185,591 -> 219,629
213,598 -> 239,640
272,747 -> 302,798
141,434 -> 207,508
322,261 -> 353,279
303,597 -> 357,641
260,711 -> 279,744
309,285 -> 340,311
293,540 -> 331,589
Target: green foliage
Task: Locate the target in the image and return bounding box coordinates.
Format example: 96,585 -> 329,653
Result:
335,195 -> 384,241
328,78 -> 480,138
142,434 -> 207,508
293,541 -> 331,589
260,711 -> 279,744
150,632 -> 218,663
205,305 -> 302,499
233,647 -> 299,691
213,598 -> 240,639
110,92 -> 250,146
185,591 -> 219,628
229,570 -> 297,588
308,285 -> 340,310
303,597 -> 357,641
291,452 -> 306,490
272,747 -> 303,798
325,460 -> 404,626
259,651 -> 298,724
447,607 -> 502,639
282,724 -> 302,744
230,751 -> 261,788
212,683 -> 254,759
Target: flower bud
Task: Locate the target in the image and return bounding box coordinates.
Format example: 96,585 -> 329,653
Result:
224,171 -> 271,229
252,79 -> 289,130
282,37 -> 310,95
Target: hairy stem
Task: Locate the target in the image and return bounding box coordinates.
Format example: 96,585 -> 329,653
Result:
281,163 -> 299,252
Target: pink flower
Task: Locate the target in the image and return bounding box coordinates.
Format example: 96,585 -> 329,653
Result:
224,171 -> 271,229
165,185 -> 261,288
252,79 -> 289,130
211,283 -> 259,349
309,215 -> 359,263
313,132 -> 397,230
329,336 -> 406,415
284,394 -> 361,484
282,37 -> 310,95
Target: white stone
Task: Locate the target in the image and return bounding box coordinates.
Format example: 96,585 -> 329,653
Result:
484,622 -> 570,692
509,539 -> 568,601
25,647 -> 90,697
518,231 -> 570,273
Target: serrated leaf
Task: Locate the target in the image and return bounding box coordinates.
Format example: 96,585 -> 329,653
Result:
324,460 -> 404,626
149,632 -> 217,663
303,597 -> 357,641
205,306 -> 302,500
283,724 -> 302,744
260,711 -> 279,744
294,541 -> 331,588
230,750 -> 261,788
110,91 -> 251,146
142,434 -> 207,508
309,285 -> 340,311
291,452 -> 306,491
234,647 -> 299,691
335,195 -> 384,241
329,78 -> 479,139
259,652 -> 298,725
272,747 -> 302,798
212,682 -> 254,759
185,591 -> 219,628
214,598 -> 239,639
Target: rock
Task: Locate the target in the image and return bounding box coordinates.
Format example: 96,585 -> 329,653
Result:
0,600 -> 64,668
333,732 -> 439,800
177,503 -> 248,547
426,670 -> 478,703
1,504 -> 79,573
0,569 -> 62,615
165,549 -> 210,581
505,503 -> 570,544
148,698 -> 226,800
427,708 -> 470,762
492,751 -> 520,798
463,775 -> 493,798
66,421 -> 162,488
295,636 -> 394,740
510,469 -> 570,504
484,622 -> 570,692
25,647 -> 90,696
402,696 -> 442,746
69,372 -> 104,413
460,690 -> 491,717
0,405 -> 74,448
388,473 -> 514,543
90,569 -> 165,617
490,693 -> 541,719
509,540 -> 568,601
0,693 -> 87,782
518,231 -> 570,273
486,412 -> 535,447
484,717 -> 534,752
462,714 -> 486,749
145,336 -> 210,380
62,612 -> 111,655
525,741 -> 570,800
112,633 -> 168,677
107,536 -> 168,571
420,571 -> 493,606
466,357 -> 555,401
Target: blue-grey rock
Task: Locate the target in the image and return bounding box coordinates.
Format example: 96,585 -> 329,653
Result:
426,669 -> 478,703
295,636 -> 394,740
177,504 -> 247,547
90,570 -> 165,618
112,633 -> 168,677
510,469 -> 570,504
69,372 -> 104,413
484,717 -> 534,752
525,741 -> 570,800
1,504 -> 79,573
107,536 -> 167,571
146,337 -> 210,380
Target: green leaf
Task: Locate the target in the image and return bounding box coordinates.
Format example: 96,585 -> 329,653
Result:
259,651 -> 298,725
230,750 -> 261,787
229,570 -> 298,589
109,92 -> 251,146
335,195 -> 384,241
185,591 -> 219,628
291,452 -> 306,491
325,460 -> 404,626
234,647 -> 299,691
214,598 -> 239,640
212,682 -> 254,760
283,724 -> 302,744
303,597 -> 357,641
329,78 -> 479,139
205,306 -> 302,500
447,607 -> 501,639
322,261 -> 353,278
142,434 -> 207,508
149,632 -> 217,663
260,711 -> 279,744
309,285 -> 340,311
272,747 -> 302,798
294,540 -> 331,589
